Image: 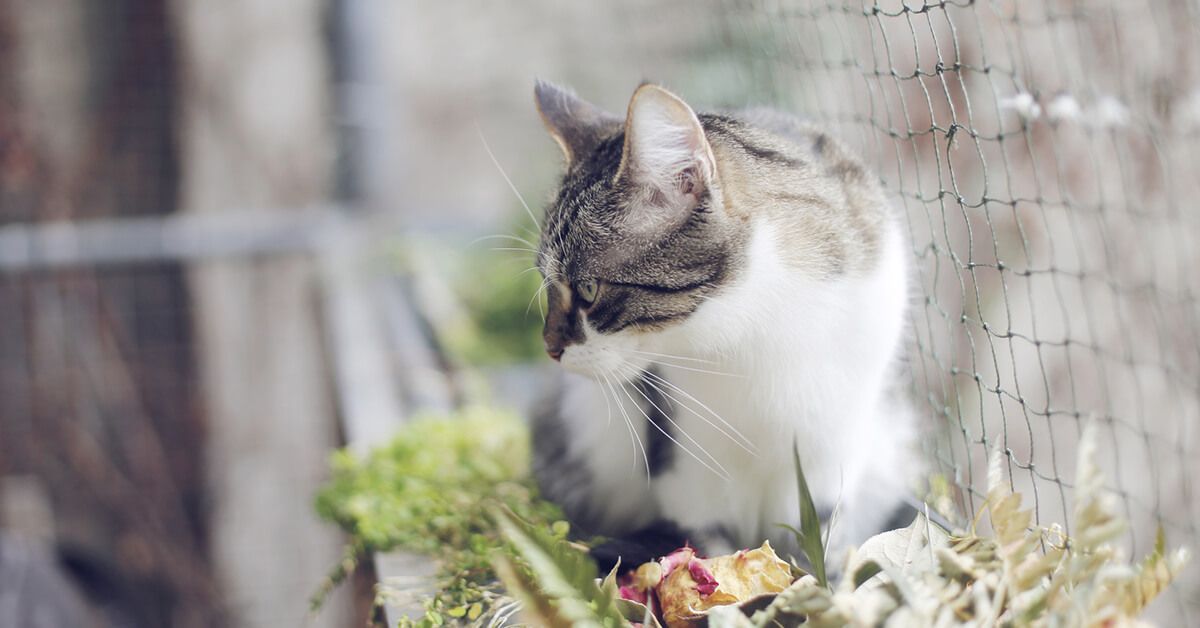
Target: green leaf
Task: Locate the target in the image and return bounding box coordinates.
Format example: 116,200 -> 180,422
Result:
791,441 -> 829,588
600,558 -> 621,602
492,509 -> 624,627
493,554 -> 574,628
852,560 -> 883,588
615,598 -> 663,628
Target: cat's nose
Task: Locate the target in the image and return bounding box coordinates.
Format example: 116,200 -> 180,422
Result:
546,347 -> 563,361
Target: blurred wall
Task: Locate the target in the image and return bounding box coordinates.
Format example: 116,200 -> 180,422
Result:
170,0 -> 350,626
372,0 -> 716,231
1,1 -> 218,626
1,0 -> 352,626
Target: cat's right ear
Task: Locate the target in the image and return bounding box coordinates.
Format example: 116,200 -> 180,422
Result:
534,80 -> 622,168
614,84 -> 716,218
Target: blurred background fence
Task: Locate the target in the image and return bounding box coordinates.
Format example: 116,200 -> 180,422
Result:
1,0 -> 1197,626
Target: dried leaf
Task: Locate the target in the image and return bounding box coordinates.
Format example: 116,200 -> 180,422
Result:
656,542 -> 792,628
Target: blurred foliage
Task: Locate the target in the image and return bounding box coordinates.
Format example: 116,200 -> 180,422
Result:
444,245 -> 546,366
493,508 -> 627,628
313,406 -> 566,626
388,223 -> 546,367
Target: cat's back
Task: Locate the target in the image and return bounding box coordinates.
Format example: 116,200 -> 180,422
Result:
698,108 -> 893,277
717,106 -> 819,150
701,107 -> 869,179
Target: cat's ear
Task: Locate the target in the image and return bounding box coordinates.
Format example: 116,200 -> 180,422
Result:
616,84 -> 716,213
534,79 -> 622,167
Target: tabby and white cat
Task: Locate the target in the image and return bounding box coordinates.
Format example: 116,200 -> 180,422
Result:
530,80 -> 918,566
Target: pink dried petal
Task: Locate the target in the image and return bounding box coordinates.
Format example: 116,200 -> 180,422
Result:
687,559 -> 719,596
658,547 -> 695,576
619,585 -> 649,605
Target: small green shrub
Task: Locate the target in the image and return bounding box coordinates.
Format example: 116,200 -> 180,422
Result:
313,406 -> 565,626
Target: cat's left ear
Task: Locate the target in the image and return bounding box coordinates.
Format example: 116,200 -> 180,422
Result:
535,79 -> 622,168
616,84 -> 717,213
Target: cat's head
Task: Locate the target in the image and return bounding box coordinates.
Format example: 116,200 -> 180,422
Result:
532,81 -> 746,378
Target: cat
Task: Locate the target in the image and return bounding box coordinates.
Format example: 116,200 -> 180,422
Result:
529,80 -> 919,568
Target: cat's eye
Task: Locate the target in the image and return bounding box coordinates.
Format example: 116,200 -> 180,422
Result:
575,279 -> 599,305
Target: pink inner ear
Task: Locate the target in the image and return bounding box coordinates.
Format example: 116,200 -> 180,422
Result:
678,167 -> 699,196
646,187 -> 669,208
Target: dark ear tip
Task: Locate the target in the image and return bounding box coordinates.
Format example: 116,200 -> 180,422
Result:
535,79 -> 570,113
535,78 -> 564,98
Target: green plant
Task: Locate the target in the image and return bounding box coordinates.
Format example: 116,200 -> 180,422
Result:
492,508 -> 628,627
779,442 -> 829,589
312,406 -> 566,626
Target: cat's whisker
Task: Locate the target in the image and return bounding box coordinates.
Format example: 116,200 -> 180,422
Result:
475,122 -> 541,233
601,370 -> 650,483
598,372 -> 631,463
489,246 -> 540,256
543,256 -> 566,278
616,372 -> 730,481
538,284 -> 549,321
640,369 -> 759,456
529,254 -> 564,284
613,349 -> 744,378
526,280 -> 549,322
484,259 -> 542,271
637,358 -> 744,379
627,374 -> 732,480
469,233 -> 538,250
638,372 -> 759,458
624,348 -> 720,365
592,369 -> 613,429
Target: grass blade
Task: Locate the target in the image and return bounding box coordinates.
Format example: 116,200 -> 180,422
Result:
791,441 -> 829,588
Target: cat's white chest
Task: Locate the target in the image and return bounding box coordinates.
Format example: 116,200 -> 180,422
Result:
649,219 -> 909,543
558,218 -> 915,551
